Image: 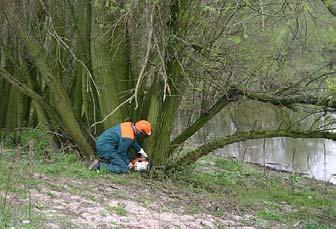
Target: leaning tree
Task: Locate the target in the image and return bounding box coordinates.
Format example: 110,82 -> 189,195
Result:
1,0 -> 336,168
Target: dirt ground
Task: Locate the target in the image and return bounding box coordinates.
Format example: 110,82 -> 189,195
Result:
3,172 -> 257,229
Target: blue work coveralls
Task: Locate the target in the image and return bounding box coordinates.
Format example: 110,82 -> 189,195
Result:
95,122 -> 142,173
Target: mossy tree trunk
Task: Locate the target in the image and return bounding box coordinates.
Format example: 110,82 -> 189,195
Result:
91,1 -> 132,128
17,26 -> 95,158
71,0 -> 102,131
145,0 -> 187,165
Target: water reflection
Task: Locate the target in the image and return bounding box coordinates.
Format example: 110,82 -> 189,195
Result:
174,100 -> 336,184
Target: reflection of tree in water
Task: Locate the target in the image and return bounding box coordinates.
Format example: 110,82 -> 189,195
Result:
227,101 -> 283,132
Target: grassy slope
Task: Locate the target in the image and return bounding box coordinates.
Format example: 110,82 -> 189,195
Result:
0,149 -> 335,228
181,156 -> 336,228
0,130 -> 335,228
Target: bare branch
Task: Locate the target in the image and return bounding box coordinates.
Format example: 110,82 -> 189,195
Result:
90,95 -> 135,128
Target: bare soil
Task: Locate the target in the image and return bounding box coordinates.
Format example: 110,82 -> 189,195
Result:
4,172 -> 258,229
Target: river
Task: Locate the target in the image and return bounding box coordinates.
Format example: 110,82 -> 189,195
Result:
174,100 -> 336,184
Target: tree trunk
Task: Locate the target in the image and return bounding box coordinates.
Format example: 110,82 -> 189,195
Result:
71,0 -> 102,131
17,29 -> 95,158
91,1 -> 131,128
146,0 -> 188,165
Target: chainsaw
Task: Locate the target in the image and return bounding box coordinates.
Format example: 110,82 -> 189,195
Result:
130,156 -> 151,171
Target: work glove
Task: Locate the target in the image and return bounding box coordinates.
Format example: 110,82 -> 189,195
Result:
138,148 -> 148,158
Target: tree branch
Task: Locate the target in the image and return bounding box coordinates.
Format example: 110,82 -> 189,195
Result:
242,90 -> 336,108
0,67 -> 45,106
0,67 -> 61,123
170,85 -> 336,154
168,129 -> 336,170
170,87 -> 240,151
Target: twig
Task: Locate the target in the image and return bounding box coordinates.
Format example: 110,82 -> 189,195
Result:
242,147 -> 247,162
291,148 -> 296,189
262,138 -> 267,178
259,0 -> 265,30
28,140 -> 34,222
134,3 -> 154,109
90,95 -> 134,128
153,29 -> 170,101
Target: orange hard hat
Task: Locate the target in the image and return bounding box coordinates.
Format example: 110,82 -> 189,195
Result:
135,120 -> 152,136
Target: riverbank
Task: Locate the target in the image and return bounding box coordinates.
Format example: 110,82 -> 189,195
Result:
0,147 -> 335,228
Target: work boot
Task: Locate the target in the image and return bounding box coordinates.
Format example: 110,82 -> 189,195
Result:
88,159 -> 100,171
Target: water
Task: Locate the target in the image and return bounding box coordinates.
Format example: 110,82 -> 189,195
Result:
174,100 -> 336,184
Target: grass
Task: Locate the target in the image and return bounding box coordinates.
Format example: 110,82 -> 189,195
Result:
1,128 -> 336,228
256,209 -> 285,221
0,201 -> 44,228
178,156 -> 336,227
109,205 -> 128,216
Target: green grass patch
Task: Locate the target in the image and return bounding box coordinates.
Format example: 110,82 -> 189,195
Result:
34,153 -> 99,179
0,202 -> 44,228
179,156 -> 336,226
256,209 -> 285,221
107,205 -> 128,216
